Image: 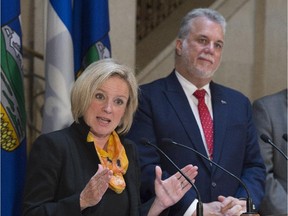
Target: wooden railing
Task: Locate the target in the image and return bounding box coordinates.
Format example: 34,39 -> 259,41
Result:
136,0 -> 187,42
136,0 -> 215,70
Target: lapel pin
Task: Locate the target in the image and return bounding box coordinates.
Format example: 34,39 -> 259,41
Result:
221,100 -> 227,104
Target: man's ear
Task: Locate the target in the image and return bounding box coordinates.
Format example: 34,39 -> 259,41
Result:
175,39 -> 183,56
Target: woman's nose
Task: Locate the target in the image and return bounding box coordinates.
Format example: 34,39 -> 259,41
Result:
103,101 -> 112,113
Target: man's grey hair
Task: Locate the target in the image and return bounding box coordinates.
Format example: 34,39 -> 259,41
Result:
178,8 -> 226,39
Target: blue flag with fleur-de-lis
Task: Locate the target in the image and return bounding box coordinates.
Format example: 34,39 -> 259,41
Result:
42,0 -> 111,133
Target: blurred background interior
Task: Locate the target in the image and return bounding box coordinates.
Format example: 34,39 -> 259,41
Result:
21,0 -> 287,150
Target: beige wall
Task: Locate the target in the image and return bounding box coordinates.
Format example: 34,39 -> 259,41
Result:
109,0 -> 136,68
136,0 -> 287,101
215,0 -> 287,100
22,0 -> 287,101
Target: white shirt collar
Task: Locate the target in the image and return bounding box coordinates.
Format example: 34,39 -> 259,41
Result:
175,70 -> 211,97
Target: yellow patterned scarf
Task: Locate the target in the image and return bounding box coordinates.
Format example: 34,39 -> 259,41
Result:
87,131 -> 128,194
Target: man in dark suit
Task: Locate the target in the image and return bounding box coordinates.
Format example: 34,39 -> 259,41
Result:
253,89 -> 287,215
126,8 -> 266,216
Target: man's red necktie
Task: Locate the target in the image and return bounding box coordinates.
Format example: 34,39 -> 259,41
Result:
193,89 -> 214,159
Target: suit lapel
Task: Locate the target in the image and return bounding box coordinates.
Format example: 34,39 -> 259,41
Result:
210,82 -> 229,173
164,72 -> 210,169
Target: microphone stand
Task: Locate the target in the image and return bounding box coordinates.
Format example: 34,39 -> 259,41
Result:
162,138 -> 260,216
260,134 -> 288,160
140,138 -> 203,216
241,197 -> 259,216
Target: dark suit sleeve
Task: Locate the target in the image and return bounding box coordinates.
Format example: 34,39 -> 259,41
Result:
22,134 -> 82,216
127,89 -> 162,201
233,99 -> 266,209
127,86 -> 196,216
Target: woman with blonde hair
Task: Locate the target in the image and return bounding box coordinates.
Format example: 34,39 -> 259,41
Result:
23,58 -> 198,216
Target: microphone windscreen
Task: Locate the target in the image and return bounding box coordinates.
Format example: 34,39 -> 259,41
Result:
161,138 -> 173,144
140,138 -> 150,145
283,134 -> 287,142
260,134 -> 270,143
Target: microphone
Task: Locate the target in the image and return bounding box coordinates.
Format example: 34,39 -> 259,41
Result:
162,138 -> 259,215
283,133 -> 287,142
260,134 -> 288,160
140,138 -> 203,216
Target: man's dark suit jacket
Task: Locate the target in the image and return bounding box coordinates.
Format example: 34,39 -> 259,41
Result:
126,71 -> 266,215
23,118 -> 143,216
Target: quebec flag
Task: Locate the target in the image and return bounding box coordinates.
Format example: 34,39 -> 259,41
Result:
1,0 -> 27,215
42,0 -> 111,133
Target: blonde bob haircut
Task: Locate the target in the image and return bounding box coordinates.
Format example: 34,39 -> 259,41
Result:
71,58 -> 138,135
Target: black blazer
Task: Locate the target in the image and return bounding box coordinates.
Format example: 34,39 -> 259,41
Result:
23,118 -> 142,216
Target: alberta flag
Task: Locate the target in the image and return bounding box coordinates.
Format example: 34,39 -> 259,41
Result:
1,0 -> 27,215
42,0 -> 111,133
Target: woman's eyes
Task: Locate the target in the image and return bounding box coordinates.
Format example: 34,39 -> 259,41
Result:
95,93 -> 105,100
115,99 -> 124,105
95,93 -> 126,106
